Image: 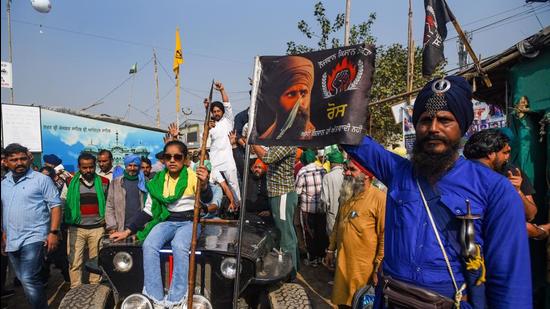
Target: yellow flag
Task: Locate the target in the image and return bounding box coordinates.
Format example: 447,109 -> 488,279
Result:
173,27 -> 184,76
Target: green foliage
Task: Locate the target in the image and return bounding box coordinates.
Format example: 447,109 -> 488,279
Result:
286,2 -> 375,55
369,44 -> 434,145
286,1 -> 441,146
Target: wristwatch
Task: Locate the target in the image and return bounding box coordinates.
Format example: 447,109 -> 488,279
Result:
49,230 -> 60,235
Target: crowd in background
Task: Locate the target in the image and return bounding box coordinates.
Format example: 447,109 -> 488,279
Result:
1,78 -> 549,309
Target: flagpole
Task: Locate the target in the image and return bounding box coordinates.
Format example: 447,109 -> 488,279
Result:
6,0 -> 14,104
175,74 -> 181,128
153,49 -> 161,128
232,56 -> 261,309
187,80 -> 215,309
406,0 -> 414,105
444,0 -> 492,88
344,0 -> 351,46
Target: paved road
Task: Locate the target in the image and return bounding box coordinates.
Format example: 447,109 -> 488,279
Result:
3,262 -> 335,308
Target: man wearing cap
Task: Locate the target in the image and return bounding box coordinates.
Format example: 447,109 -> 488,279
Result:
204,81 -> 241,208
295,149 -> 327,266
343,76 -> 531,308
105,155 -> 148,232
321,150 -> 345,235
324,159 -> 385,307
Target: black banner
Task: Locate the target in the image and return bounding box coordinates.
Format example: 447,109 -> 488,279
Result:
249,44 -> 375,147
422,0 -> 453,77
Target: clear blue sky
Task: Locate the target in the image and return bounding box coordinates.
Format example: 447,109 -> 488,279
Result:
1,0 -> 548,128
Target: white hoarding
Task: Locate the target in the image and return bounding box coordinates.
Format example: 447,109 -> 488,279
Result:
1,104 -> 42,152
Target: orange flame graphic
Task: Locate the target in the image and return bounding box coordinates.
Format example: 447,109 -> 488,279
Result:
326,57 -> 357,95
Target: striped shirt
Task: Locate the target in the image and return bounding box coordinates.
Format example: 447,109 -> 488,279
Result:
262,146 -> 296,197
295,163 -> 326,213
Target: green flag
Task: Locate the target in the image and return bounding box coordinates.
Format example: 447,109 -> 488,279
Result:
129,63 -> 137,74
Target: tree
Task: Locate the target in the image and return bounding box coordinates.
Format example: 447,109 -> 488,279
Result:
286,2 -> 376,55
286,1 -> 441,146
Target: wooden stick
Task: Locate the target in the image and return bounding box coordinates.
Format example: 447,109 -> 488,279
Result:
444,0 -> 492,88
187,80 -> 214,308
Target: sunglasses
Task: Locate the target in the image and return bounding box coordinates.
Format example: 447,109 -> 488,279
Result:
163,153 -> 184,162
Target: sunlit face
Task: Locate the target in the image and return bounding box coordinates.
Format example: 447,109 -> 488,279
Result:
252,164 -> 265,178
141,162 -> 152,176
97,153 -> 113,173
5,152 -> 30,174
344,161 -> 363,179
415,111 -> 461,155
126,163 -> 139,176
78,158 -> 96,181
279,83 -> 311,113
211,106 -> 224,121
163,145 -> 185,174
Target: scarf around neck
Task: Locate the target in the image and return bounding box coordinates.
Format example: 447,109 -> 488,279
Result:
136,168 -> 188,241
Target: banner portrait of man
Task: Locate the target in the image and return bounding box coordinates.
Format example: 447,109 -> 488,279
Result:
250,44 -> 376,147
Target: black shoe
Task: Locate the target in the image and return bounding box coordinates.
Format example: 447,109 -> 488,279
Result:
1,288 -> 15,299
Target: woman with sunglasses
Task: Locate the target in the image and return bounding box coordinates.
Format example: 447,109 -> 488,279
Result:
110,140 -> 212,308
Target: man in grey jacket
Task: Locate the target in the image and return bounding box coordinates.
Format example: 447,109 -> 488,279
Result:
105,155 -> 147,232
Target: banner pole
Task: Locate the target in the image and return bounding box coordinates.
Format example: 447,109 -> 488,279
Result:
232,56 -> 261,308
444,0 -> 492,88
187,80 -> 215,309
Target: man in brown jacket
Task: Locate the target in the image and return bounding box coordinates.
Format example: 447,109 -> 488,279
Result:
105,155 -> 146,232
324,159 -> 386,308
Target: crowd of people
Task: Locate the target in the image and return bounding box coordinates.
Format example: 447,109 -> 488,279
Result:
1,76 -> 548,308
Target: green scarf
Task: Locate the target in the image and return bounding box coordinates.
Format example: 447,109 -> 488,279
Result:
64,172 -> 106,225
136,168 -> 188,241
123,171 -> 138,181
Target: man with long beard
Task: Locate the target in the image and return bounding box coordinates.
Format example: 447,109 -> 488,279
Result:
324,159 -> 385,308
257,56 -> 315,141
343,76 -> 531,308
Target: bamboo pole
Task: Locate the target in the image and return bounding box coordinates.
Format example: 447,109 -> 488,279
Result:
153,49 -> 161,128
187,80 -> 215,308
406,0 -> 415,106
175,74 -> 181,128
444,0 -> 492,88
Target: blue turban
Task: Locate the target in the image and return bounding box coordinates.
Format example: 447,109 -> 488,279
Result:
124,154 -> 141,167
412,76 -> 474,136
43,154 -> 62,166
123,155 -> 147,193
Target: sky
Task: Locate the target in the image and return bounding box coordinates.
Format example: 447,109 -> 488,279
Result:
1,0 -> 548,129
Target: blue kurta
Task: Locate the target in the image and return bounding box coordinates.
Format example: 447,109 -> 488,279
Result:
344,137 -> 532,308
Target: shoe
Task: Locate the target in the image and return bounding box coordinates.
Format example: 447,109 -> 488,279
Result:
153,303 -> 164,309
1,289 -> 15,299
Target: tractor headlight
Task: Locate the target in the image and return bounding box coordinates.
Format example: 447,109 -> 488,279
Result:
113,251 -> 133,273
220,257 -> 241,279
121,293 -> 152,309
192,294 -> 213,309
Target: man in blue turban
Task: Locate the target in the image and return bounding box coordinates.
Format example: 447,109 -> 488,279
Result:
105,154 -> 147,232
342,76 -> 531,308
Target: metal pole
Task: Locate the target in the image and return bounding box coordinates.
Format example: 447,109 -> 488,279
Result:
153,49 -> 161,128
7,0 -> 15,104
344,0 -> 351,46
232,56 -> 261,309
175,75 -> 181,128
